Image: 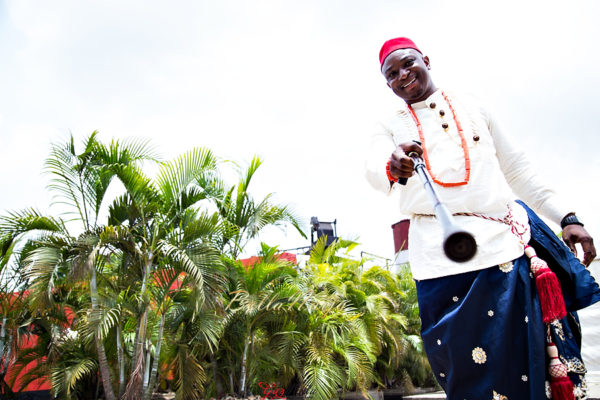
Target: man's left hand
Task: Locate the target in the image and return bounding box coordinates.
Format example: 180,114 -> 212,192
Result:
562,225 -> 596,267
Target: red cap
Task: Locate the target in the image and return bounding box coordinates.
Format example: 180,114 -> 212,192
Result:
379,37 -> 421,68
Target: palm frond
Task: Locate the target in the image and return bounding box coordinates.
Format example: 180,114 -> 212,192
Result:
96,136 -> 160,165
157,240 -> 221,304
51,356 -> 97,397
109,163 -> 158,208
155,147 -> 219,211
303,361 -> 343,400
23,246 -> 65,311
80,305 -> 121,341
173,345 -> 206,400
45,134 -> 95,225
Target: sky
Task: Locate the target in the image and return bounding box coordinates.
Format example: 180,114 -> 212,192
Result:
1,0 -> 599,265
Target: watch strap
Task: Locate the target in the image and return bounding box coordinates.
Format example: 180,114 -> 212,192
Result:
561,214 -> 584,229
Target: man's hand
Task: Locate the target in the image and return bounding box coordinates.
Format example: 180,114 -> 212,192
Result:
389,142 -> 423,181
562,224 -> 596,267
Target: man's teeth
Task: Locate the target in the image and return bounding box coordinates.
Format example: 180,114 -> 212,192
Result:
403,78 -> 416,88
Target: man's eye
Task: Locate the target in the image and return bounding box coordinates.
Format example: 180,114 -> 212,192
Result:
405,60 -> 414,67
388,71 -> 398,80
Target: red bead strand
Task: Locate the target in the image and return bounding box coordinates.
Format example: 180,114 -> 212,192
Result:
406,91 -> 471,187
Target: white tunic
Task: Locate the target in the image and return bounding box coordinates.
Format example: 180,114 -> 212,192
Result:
365,89 -> 570,280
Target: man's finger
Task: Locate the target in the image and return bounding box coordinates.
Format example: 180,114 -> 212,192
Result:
390,162 -> 413,176
583,252 -> 594,267
564,238 -> 577,257
581,240 -> 596,267
399,142 -> 423,156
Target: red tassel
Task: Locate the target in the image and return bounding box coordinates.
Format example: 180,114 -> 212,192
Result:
534,266 -> 567,323
550,376 -> 575,400
547,343 -> 574,400
524,246 -> 567,324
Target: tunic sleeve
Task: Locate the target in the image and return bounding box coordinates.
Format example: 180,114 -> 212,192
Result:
364,122 -> 397,195
485,107 -> 571,225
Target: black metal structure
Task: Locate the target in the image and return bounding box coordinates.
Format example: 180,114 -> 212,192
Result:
310,217 -> 338,248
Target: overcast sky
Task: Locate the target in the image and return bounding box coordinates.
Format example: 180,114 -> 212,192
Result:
1,0 -> 598,264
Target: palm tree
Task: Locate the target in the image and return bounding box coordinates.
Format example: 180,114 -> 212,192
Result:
0,210 -> 67,397
44,133 -> 158,400
225,243 -> 302,396
389,263 -> 434,390
192,155 -> 305,398
286,239 -> 378,400
0,134 -> 224,399
206,156 -> 305,259
279,238 -> 431,398
94,147 -> 226,400
164,281 -> 224,400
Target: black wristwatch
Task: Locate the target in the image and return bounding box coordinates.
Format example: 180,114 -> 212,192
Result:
561,214 -> 584,229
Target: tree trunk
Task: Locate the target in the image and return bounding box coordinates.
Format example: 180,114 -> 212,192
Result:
1,332 -> 12,376
0,319 -> 12,392
116,326 -> 126,398
143,338 -> 151,389
0,315 -> 6,360
95,373 -> 101,400
124,255 -> 152,400
144,312 -> 165,400
129,309 -> 143,378
123,309 -> 147,400
0,315 -> 7,376
211,354 -> 224,397
248,332 -> 255,395
91,267 -> 117,400
239,331 -> 252,396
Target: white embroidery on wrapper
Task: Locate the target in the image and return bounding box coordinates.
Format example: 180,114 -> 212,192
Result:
545,381 -> 552,399
492,390 -> 508,400
551,320 -> 566,342
575,376 -> 588,400
472,347 -> 487,364
559,355 -> 587,375
499,262 -> 514,273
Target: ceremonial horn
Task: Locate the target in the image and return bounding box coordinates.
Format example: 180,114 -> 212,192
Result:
400,152 -> 477,262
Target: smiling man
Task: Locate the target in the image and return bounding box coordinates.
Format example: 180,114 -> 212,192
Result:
366,37 -> 600,400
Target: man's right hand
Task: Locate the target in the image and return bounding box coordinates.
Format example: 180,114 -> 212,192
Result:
389,142 -> 423,181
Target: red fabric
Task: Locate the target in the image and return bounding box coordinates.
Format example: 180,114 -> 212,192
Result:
550,376 -> 575,400
534,267 -> 567,324
391,219 -> 410,253
379,37 -> 421,67
385,159 -> 395,182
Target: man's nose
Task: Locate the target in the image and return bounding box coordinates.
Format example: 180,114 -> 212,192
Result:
400,69 -> 410,80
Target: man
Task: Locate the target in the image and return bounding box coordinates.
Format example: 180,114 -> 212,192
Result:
365,37 -> 600,400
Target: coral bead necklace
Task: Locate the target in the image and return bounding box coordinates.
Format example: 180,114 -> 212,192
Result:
406,91 -> 471,187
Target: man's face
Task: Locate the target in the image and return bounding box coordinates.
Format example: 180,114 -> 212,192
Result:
381,49 -> 436,104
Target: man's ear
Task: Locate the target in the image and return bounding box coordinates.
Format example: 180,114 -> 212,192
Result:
423,55 -> 431,70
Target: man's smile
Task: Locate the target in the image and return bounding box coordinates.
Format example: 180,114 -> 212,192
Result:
402,77 -> 417,89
